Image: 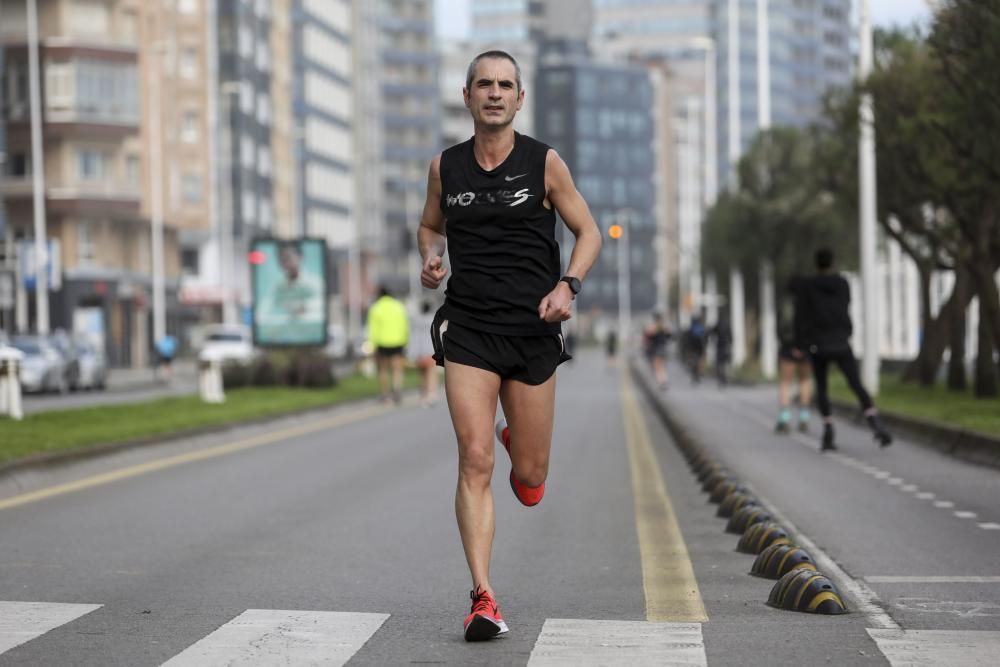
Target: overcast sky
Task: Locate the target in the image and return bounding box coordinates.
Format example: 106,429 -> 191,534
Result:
434,0 -> 934,40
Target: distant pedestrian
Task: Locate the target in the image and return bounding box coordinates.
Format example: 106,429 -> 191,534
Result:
710,312 -> 733,387
418,50 -> 602,641
410,300 -> 439,406
775,278 -> 812,433
684,311 -> 708,384
605,328 -> 618,367
795,248 -> 891,451
155,334 -> 178,381
642,312 -> 672,389
366,286 -> 409,404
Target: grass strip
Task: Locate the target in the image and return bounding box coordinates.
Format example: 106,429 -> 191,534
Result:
0,372 -> 417,465
829,373 -> 1000,438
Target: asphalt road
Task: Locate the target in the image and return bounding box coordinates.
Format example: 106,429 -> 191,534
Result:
1,349 -> 998,665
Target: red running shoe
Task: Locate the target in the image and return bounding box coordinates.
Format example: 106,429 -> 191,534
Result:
463,587 -> 509,641
495,418 -> 545,506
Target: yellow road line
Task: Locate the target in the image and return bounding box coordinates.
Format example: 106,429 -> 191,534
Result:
621,375 -> 708,623
0,404 -> 390,512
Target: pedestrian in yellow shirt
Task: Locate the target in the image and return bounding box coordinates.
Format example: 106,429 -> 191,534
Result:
366,286 -> 410,404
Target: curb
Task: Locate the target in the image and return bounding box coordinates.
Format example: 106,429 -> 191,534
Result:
831,398 -> 1000,470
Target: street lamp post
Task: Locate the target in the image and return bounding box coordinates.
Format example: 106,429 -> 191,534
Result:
148,38 -> 166,347
27,0 -> 48,334
611,211 -> 633,356
858,0 -> 880,394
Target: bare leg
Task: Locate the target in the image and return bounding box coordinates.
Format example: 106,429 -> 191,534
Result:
391,354 -> 405,397
778,359 -> 794,408
796,361 -> 812,407
499,374 -> 557,489
445,361 -> 502,594
376,355 -> 390,400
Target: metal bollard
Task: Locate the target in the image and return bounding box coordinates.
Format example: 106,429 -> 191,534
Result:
198,349 -> 226,404
0,347 -> 25,420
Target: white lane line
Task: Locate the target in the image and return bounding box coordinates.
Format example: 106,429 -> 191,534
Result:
874,471 -> 891,480
916,492 -> 936,500
527,619 -> 706,667
934,500 -> 956,509
0,601 -> 103,654
979,523 -> 1000,530
868,629 -> 1000,667
161,609 -> 389,667
900,484 -> 918,492
954,511 -> 978,519
866,576 -> 1000,584
887,477 -> 904,485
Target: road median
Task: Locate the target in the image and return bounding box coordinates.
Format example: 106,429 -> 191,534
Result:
0,372 -> 415,475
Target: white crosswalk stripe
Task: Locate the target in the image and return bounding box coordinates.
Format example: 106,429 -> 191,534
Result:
0,601 -> 102,655
527,619 -> 707,666
868,629 -> 1000,666
160,609 -> 389,667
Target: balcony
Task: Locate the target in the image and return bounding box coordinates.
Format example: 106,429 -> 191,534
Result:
1,181 -> 141,217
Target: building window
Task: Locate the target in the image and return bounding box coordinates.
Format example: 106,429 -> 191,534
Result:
239,25 -> 253,59
77,149 -> 107,181
242,190 -> 257,223
125,155 -> 140,187
179,48 -> 198,79
241,137 -> 255,169
181,248 -> 199,274
72,0 -> 110,35
77,220 -> 97,266
179,0 -> 199,15
258,145 -> 272,176
256,92 -> 270,126
182,173 -> 202,203
6,153 -> 30,177
240,81 -> 254,114
181,110 -> 200,143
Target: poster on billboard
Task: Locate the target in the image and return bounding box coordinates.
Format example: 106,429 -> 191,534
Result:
250,237 -> 328,347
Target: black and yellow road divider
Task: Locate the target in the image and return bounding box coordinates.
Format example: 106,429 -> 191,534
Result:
703,473 -> 735,496
751,544 -> 817,579
717,491 -> 757,518
737,522 -> 792,554
627,361 -> 849,617
701,469 -> 732,492
767,568 -> 847,614
695,460 -> 724,482
726,506 -> 773,535
709,480 -> 747,504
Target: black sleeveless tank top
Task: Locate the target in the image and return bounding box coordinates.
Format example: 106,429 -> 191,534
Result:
438,132 -> 560,336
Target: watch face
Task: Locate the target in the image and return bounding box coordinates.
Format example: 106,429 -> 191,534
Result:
563,277 -> 581,294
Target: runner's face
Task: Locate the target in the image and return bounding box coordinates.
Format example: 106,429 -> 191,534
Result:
464,58 -> 523,128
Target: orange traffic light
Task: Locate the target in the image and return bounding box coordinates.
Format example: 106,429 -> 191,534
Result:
608,224 -> 623,239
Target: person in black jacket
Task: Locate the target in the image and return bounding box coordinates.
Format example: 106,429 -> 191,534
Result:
795,248 -> 892,451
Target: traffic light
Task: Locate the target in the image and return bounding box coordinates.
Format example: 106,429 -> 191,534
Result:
608,224 -> 623,239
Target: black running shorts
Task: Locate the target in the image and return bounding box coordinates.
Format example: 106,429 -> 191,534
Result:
430,311 -> 570,385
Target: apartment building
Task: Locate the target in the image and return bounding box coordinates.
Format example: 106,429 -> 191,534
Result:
534,61 -> 658,315
373,0 -> 440,300
0,0 -> 180,367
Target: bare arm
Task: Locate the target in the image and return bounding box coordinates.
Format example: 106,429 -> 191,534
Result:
536,149 -> 603,322
418,155 -> 448,290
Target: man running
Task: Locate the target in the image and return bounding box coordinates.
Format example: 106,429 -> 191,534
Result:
417,50 -> 602,641
795,248 -> 892,451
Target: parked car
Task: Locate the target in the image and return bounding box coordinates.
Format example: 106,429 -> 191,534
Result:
12,335 -> 71,394
200,325 -> 256,365
74,337 -> 108,390
49,331 -> 81,391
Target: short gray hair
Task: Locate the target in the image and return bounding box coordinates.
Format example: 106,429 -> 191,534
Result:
465,50 -> 522,92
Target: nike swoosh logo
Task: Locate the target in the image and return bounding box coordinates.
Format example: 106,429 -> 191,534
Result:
505,173 -> 527,182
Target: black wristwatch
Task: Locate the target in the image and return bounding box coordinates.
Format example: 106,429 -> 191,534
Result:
559,275 -> 582,297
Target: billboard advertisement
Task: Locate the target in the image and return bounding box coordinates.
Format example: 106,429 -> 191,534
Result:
250,237 -> 328,347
